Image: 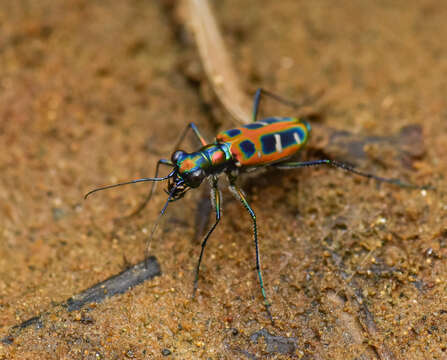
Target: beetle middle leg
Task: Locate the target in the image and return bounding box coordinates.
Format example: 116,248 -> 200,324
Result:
229,179 -> 273,323
193,177 -> 222,297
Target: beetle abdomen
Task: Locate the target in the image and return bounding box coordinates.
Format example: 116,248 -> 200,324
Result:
216,117 -> 310,167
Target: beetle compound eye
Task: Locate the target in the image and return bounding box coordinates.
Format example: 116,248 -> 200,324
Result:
184,169 -> 205,188
171,150 -> 185,165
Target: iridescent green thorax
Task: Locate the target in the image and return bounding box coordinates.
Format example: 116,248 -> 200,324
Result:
176,144 -> 231,173
200,143 -> 233,169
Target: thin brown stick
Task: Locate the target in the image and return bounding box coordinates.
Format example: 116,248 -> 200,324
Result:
184,0 -> 252,124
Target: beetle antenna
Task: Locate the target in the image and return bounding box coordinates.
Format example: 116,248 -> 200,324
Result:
84,171 -> 176,199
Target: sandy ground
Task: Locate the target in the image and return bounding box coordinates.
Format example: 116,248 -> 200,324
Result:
1,1 -> 446,359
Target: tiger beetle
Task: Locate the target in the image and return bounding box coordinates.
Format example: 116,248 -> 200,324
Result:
85,88 -> 425,322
